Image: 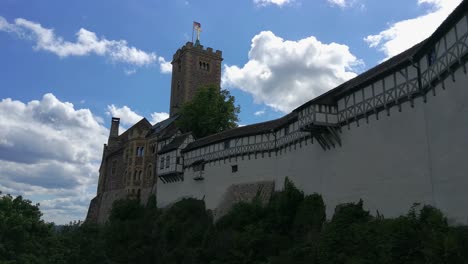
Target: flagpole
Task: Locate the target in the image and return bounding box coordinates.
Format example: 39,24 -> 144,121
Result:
191,22 -> 194,43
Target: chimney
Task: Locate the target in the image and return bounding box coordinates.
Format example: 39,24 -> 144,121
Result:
109,117 -> 120,138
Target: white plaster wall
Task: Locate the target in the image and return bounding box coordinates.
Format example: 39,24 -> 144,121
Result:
423,67 -> 468,225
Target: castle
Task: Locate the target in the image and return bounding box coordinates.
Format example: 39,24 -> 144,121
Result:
87,1 -> 468,225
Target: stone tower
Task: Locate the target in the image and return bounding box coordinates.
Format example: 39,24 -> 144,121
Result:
169,42 -> 223,116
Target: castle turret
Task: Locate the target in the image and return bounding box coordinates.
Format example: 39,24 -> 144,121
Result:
169,42 -> 223,116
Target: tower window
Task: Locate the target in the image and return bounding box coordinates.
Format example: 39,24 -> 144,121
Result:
178,61 -> 182,72
199,60 -> 210,71
231,165 -> 238,173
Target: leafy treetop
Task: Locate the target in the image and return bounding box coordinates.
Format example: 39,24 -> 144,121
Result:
176,85 -> 240,138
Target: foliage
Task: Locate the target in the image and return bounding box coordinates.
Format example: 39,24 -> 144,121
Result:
2,182 -> 468,264
176,85 -> 240,138
0,193 -> 55,264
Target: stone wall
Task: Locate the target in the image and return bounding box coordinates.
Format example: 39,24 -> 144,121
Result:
213,181 -> 275,220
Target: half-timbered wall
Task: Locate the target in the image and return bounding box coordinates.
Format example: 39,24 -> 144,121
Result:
157,13 -> 468,225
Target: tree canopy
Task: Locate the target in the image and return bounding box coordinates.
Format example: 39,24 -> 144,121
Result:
176,85 -> 240,138
2,182 -> 468,264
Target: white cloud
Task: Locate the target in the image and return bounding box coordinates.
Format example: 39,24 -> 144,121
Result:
124,69 -> 137,76
223,31 -> 361,113
106,105 -> 144,126
150,112 -> 170,124
158,57 -> 173,73
0,16 -> 167,67
327,0 -> 347,7
0,93 -> 108,224
254,110 -> 266,116
106,105 -> 169,127
253,0 -> 293,7
364,0 -> 462,60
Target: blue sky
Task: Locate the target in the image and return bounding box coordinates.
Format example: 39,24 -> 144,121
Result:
0,0 -> 462,223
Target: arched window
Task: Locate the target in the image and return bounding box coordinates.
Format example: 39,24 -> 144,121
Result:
147,165 -> 153,180
138,171 -> 143,181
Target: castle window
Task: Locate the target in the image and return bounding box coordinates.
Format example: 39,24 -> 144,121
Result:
111,160 -> 117,176
199,60 -> 210,71
166,155 -> 170,168
160,157 -> 165,169
141,147 -> 144,156
194,163 -> 205,172
427,47 -> 436,66
231,165 -> 238,173
224,140 -> 230,149
139,171 -> 143,181
136,147 -> 139,156
178,61 -> 182,72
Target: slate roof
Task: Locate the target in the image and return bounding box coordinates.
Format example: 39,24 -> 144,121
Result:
159,133 -> 191,154
183,112 -> 297,152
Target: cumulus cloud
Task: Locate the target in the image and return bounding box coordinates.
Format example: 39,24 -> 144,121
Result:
106,104 -> 169,127
223,31 -> 361,113
158,57 -> 173,73
106,105 -> 144,126
0,16 -> 171,71
364,0 -> 462,60
253,0 -> 293,7
150,112 -> 170,124
0,94 -> 108,223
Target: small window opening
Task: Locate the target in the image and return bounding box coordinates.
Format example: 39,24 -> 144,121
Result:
194,163 -> 205,172
176,157 -> 181,164
160,157 -> 165,169
427,47 -> 436,66
232,165 -> 238,173
166,155 -> 170,168
224,140 -> 230,149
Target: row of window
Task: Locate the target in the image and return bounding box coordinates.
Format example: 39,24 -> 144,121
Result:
199,60 -> 210,71
160,156 -> 182,170
176,59 -> 211,72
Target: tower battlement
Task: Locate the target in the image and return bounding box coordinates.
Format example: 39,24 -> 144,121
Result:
173,42 -> 222,60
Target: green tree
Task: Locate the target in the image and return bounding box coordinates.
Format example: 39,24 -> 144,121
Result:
176,85 -> 240,138
0,193 -> 55,264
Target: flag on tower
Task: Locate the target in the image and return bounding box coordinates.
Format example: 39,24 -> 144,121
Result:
193,21 -> 201,30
